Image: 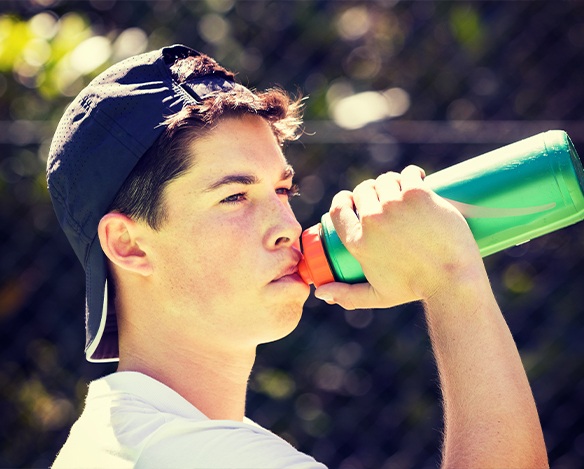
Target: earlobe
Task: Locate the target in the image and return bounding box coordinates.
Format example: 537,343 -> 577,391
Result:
98,213 -> 153,276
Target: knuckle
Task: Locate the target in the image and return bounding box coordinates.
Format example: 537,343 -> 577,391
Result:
376,171 -> 400,184
402,164 -> 425,177
328,203 -> 344,219
360,210 -> 383,227
353,178 -> 376,194
329,190 -> 352,213
379,196 -> 399,210
343,225 -> 364,248
380,170 -> 400,178
402,185 -> 430,201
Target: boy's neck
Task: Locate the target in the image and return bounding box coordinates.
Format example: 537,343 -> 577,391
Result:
117,340 -> 256,421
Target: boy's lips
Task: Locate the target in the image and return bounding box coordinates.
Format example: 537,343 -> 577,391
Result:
270,256 -> 305,283
272,264 -> 300,282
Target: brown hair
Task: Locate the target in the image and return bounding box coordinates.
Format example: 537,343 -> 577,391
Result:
109,52 -> 304,229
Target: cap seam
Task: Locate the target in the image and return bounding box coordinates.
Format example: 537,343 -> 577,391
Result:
49,184 -> 91,243
48,94 -> 149,247
79,96 -> 150,160
154,51 -> 197,109
172,81 -> 199,106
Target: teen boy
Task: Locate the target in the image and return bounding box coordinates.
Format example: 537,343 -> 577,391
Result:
47,44 -> 548,468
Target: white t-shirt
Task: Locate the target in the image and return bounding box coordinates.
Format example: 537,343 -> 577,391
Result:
52,371 -> 327,469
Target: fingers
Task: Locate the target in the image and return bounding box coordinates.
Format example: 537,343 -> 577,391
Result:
374,171 -> 401,204
335,166 -> 426,218
329,166 -> 427,244
400,165 -> 426,191
329,190 -> 361,245
352,179 -> 381,217
347,165 -> 424,218
374,165 -> 426,203
318,164 -> 431,311
314,282 -> 363,310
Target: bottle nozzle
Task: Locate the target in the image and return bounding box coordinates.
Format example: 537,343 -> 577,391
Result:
297,256 -> 313,285
299,223 -> 335,287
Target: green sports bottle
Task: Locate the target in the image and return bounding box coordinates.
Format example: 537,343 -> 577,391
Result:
298,130 -> 584,286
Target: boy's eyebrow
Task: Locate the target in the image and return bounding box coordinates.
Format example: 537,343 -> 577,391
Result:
204,165 -> 295,192
204,174 -> 259,192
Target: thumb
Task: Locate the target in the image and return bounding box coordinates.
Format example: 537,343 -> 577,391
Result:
314,281 -> 420,310
314,282 -> 370,310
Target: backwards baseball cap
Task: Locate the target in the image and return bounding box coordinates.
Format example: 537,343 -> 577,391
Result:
47,44 -> 250,362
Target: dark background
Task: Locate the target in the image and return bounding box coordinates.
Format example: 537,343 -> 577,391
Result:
1,1 -> 584,468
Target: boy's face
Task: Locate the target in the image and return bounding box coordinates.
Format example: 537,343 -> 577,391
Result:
143,114 -> 310,351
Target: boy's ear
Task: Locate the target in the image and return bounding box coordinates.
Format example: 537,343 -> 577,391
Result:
98,213 -> 153,276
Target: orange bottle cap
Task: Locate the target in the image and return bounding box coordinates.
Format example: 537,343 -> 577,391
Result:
298,223 -> 335,287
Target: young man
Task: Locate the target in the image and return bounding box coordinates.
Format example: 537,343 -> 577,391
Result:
47,44 -> 548,468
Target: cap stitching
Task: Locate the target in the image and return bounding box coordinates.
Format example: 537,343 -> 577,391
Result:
79,95 -> 150,160
48,182 -> 89,242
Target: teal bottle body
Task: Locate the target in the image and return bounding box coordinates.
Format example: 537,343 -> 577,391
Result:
313,130 -> 584,284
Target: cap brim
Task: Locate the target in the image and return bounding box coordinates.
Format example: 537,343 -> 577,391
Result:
85,236 -> 119,362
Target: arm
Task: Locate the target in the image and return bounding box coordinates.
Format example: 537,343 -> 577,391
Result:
314,166 -> 548,469
424,268 -> 547,468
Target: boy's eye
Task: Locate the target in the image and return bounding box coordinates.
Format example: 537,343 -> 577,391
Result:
221,193 -> 247,204
220,184 -> 300,205
277,183 -> 300,199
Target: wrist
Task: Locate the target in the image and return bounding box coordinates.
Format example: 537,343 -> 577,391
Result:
421,257 -> 492,308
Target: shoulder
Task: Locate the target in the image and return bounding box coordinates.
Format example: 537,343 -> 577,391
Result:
136,418 -> 327,469
55,372 -> 327,469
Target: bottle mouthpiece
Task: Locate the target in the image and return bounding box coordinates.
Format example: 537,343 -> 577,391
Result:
298,223 -> 335,287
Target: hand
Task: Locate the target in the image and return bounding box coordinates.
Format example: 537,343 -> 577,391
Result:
314,165 -> 485,310
314,167 -> 549,468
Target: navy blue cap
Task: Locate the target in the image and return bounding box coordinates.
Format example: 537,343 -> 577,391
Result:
47,44 -> 248,362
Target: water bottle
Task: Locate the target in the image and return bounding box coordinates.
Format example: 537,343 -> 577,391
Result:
298,130 -> 584,286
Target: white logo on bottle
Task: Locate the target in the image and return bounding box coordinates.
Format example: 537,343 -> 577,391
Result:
444,199 -> 557,218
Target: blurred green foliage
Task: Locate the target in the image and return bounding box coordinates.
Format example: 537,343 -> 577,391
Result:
1,12 -> 91,98
1,1 -> 584,468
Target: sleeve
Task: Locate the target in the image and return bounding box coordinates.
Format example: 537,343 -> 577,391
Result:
135,419 -> 328,469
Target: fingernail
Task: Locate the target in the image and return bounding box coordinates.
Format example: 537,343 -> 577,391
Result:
315,291 -> 333,303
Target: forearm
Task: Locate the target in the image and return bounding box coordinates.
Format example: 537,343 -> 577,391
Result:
317,168 -> 549,466
424,270 -> 548,469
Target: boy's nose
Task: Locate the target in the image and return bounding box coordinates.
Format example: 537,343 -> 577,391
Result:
266,200 -> 302,249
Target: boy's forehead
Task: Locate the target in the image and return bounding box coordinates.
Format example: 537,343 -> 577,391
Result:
189,161 -> 295,191
183,118 -> 293,180
169,144 -> 294,197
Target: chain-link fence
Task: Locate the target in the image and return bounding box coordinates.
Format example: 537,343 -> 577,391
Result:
2,1 -> 584,467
